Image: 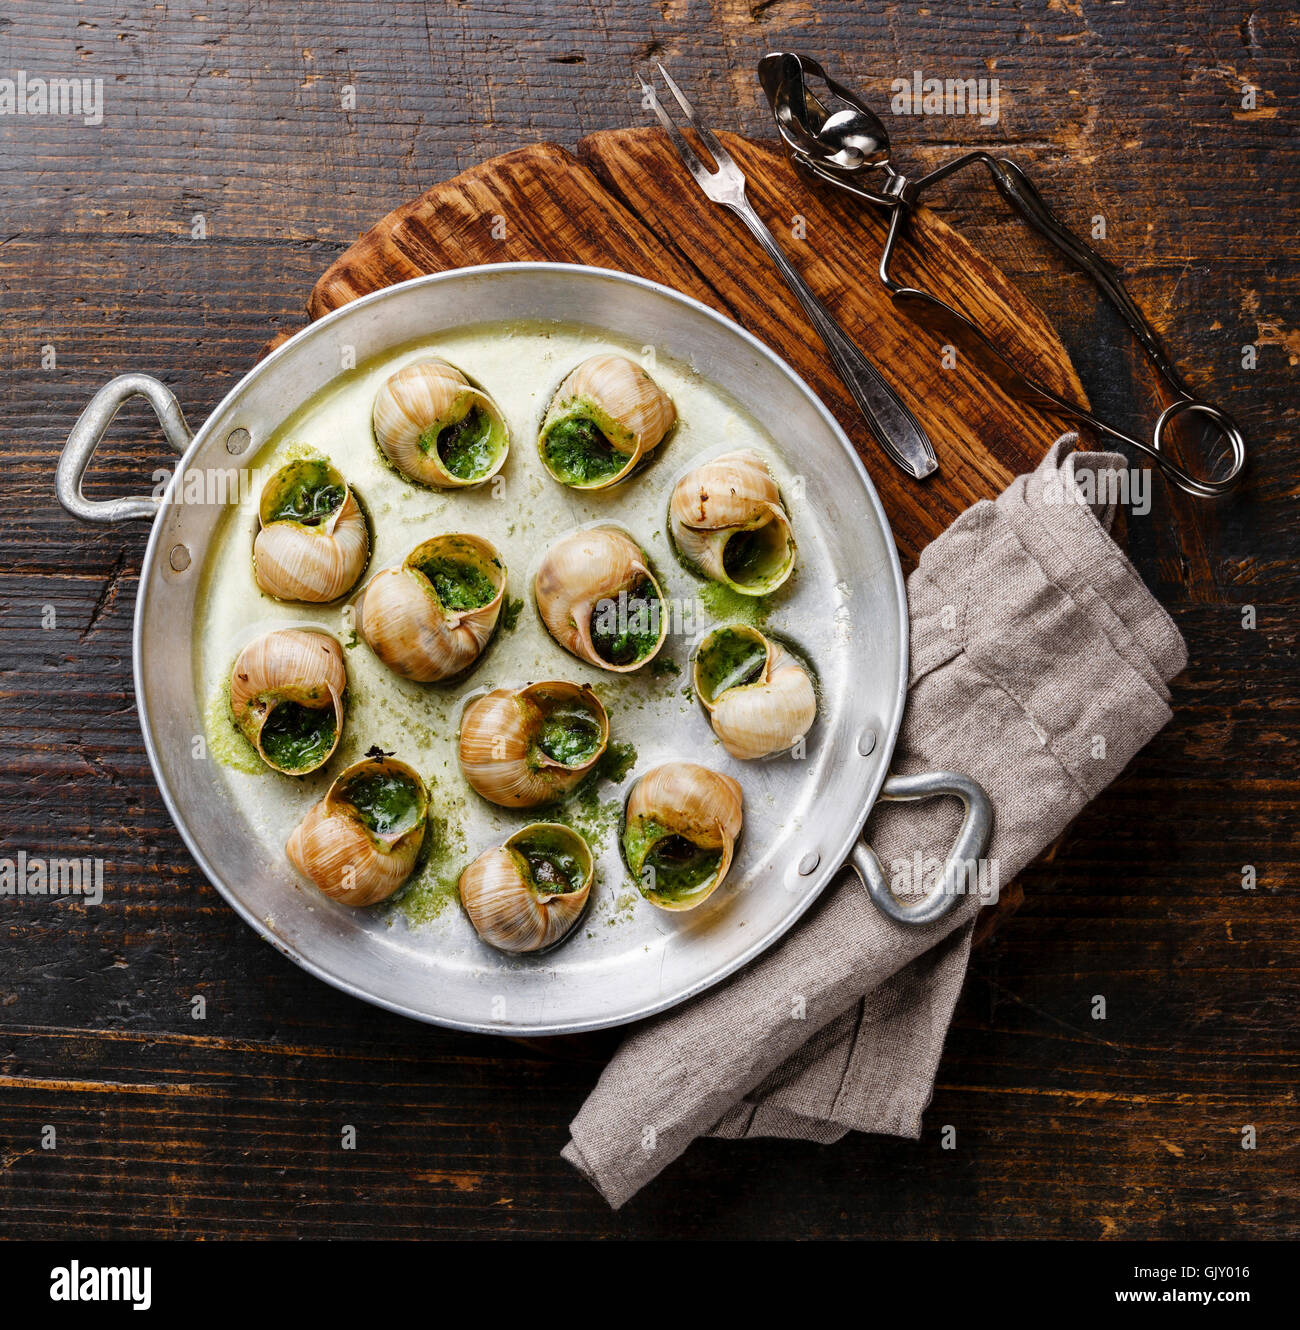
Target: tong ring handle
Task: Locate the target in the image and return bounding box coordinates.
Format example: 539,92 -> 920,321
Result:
1146,399 -> 1248,499
890,150 -> 1249,499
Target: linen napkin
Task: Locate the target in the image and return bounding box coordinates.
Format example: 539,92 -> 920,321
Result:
563,437 -> 1188,1207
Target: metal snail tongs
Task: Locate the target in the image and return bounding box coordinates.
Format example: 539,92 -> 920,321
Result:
758,51 -> 1248,499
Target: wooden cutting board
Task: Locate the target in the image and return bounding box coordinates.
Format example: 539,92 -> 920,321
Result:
300,128 -> 1088,569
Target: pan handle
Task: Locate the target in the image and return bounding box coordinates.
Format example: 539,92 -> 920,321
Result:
56,373 -> 192,523
850,770 -> 994,927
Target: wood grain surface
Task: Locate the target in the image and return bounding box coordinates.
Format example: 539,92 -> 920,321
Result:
0,0 -> 1296,1241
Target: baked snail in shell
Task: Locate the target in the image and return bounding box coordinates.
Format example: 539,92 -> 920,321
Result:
669,450 -> 796,596
621,763 -> 743,911
459,823 -> 594,953
372,357 -> 510,488
692,625 -> 816,760
356,533 -> 506,683
538,353 -> 676,490
286,756 -> 428,907
459,681 -> 609,808
534,526 -> 666,672
229,628 -> 346,775
252,457 -> 369,603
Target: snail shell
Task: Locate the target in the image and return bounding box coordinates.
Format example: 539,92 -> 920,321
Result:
534,525 -> 667,673
459,681 -> 609,808
692,625 -> 816,760
286,756 -> 428,907
669,449 -> 796,596
356,533 -> 506,683
229,628 -> 346,775
538,354 -> 676,490
252,457 -> 369,603
372,357 -> 510,488
459,823 -> 594,953
622,763 -> 744,911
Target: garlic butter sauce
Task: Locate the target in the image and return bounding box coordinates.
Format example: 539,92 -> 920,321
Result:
196,320 -> 808,936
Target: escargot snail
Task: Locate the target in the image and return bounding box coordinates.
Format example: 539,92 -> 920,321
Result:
458,823 -> 594,953
286,756 -> 428,907
538,353 -> 676,489
669,450 -> 796,596
252,456 -> 369,603
621,763 -> 744,911
692,625 -> 816,760
459,681 -> 609,808
534,525 -> 666,673
372,357 -> 510,488
229,628 -> 346,776
356,533 -> 506,683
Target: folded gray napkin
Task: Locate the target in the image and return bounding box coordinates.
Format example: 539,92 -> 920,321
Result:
563,437 -> 1188,1208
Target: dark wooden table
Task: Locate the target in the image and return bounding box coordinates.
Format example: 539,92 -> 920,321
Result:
1,2 -> 1295,1239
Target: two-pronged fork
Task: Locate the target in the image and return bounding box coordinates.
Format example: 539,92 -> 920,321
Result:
639,64 -> 938,480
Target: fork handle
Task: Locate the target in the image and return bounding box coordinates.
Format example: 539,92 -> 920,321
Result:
725,198 -> 938,479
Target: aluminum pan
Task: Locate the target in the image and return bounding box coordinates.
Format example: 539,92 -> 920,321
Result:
132,263 -> 908,1035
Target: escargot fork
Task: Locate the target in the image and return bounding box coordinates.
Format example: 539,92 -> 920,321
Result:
637,64 -> 939,481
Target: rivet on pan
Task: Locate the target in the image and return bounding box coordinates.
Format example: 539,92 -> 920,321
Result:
169,544 -> 191,572
797,851 -> 821,876
226,427 -> 251,455
857,728 -> 877,756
